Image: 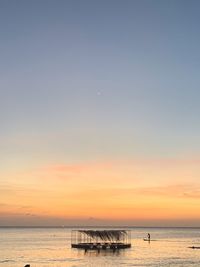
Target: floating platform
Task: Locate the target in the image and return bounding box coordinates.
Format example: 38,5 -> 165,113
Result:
72,242 -> 131,250
71,230 -> 131,250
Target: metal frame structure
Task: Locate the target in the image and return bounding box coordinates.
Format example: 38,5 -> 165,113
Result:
71,229 -> 131,250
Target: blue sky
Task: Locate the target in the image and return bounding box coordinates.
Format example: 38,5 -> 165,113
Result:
1,0 -> 200,165
1,0 -> 200,226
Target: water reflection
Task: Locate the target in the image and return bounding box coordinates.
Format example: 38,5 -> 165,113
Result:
1,228 -> 200,267
74,248 -> 128,257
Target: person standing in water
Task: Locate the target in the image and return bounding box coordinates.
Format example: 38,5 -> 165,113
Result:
147,233 -> 150,241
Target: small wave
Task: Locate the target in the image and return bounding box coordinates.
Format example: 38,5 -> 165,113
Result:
48,258 -> 81,262
28,258 -> 81,263
0,259 -> 15,263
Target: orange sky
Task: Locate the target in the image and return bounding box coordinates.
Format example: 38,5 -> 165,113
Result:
1,159 -> 200,226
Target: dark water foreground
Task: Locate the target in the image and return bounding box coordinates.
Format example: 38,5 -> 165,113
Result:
0,227 -> 200,266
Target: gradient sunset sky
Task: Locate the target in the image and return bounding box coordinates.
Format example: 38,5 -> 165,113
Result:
1,0 -> 200,226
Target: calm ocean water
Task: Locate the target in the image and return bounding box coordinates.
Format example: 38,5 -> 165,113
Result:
0,227 -> 200,267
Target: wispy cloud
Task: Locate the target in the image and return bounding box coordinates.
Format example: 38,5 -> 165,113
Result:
70,184 -> 200,200
41,162 -> 114,174
1,158 -> 200,225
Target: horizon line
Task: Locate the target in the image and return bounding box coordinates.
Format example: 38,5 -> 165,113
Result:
1,225 -> 200,229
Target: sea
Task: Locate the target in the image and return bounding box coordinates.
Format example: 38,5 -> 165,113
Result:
0,227 -> 200,267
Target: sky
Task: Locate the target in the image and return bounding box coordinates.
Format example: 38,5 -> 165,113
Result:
1,0 -> 200,227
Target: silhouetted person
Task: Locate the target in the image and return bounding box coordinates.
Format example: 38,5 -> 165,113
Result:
24,265 -> 30,267
147,233 -> 150,241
